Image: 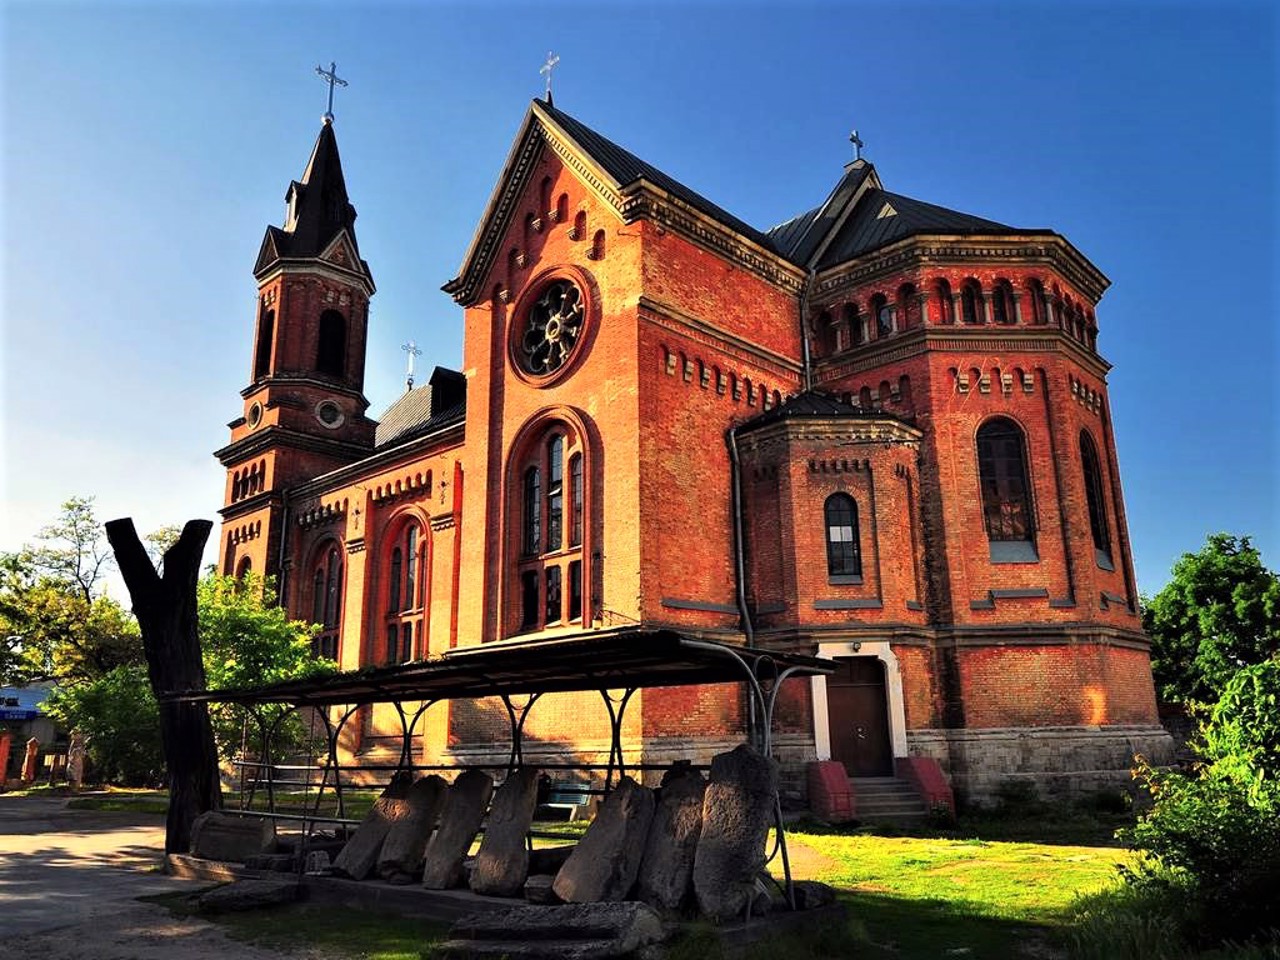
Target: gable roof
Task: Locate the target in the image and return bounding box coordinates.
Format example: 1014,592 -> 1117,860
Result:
538,101 -> 778,250
444,99 -> 1064,304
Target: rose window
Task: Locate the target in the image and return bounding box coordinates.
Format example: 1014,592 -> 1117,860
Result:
518,280 -> 585,376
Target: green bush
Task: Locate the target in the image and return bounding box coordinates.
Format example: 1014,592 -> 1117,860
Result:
43,663 -> 163,785
1116,660 -> 1280,949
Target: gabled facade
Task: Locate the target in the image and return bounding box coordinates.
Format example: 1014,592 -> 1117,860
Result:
217,101 -> 1171,804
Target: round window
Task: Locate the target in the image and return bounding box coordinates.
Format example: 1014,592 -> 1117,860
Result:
247,402 -> 263,429
516,279 -> 585,378
315,400 -> 344,429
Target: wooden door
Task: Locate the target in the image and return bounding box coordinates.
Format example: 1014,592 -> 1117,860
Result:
826,657 -> 893,777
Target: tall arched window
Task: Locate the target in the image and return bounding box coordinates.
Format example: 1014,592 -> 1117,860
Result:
935,278 -> 955,324
961,280 -> 983,325
844,303 -> 864,346
824,494 -> 862,580
383,523 -> 424,663
992,279 -> 1016,325
870,294 -> 893,338
254,309 -> 274,379
1080,430 -> 1112,568
977,418 -> 1036,560
897,283 -> 917,330
316,309 -> 346,377
1027,278 -> 1048,325
310,546 -> 342,659
515,425 -> 588,633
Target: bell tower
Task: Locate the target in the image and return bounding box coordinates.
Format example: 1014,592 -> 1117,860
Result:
215,116 -> 376,580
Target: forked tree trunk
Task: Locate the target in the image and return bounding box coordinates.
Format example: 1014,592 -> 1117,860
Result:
106,517 -> 222,852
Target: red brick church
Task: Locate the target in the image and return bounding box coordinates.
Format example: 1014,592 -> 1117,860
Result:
215,98 -> 1171,804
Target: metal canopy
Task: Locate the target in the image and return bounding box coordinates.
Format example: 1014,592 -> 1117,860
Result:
163,628 -> 833,707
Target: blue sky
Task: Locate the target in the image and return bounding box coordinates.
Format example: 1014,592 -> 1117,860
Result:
1,1 -> 1275,595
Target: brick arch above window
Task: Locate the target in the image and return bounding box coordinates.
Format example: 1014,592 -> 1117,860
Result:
504,407 -> 600,639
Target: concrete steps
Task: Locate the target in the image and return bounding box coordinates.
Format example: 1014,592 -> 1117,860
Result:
851,776 -> 928,822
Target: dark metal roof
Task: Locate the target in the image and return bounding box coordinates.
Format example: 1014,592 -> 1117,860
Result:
163,629 -> 832,707
767,162 -> 876,266
374,398 -> 464,451
816,188 -> 1019,269
254,122 -> 372,281
539,101 -> 780,252
739,390 -> 909,431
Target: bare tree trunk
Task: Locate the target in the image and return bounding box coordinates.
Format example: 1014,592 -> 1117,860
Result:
106,518 -> 222,853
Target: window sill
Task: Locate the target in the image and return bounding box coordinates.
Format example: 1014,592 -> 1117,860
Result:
989,540 -> 1039,563
1095,549 -> 1115,571
828,574 -> 864,586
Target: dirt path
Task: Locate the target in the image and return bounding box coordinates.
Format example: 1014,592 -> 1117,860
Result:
0,795 -> 316,960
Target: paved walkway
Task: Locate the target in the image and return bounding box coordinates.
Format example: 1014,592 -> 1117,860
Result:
0,794 -> 305,959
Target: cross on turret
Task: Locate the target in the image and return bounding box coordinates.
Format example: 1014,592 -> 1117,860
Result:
402,340 -> 422,390
849,129 -> 864,162
540,52 -> 560,104
315,61 -> 348,124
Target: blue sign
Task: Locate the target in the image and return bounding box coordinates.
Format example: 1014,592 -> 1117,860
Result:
0,709 -> 38,721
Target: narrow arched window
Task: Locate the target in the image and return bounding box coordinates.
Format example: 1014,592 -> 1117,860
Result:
312,567 -> 325,623
389,547 -> 402,612
403,526 -> 418,611
993,280 -> 1015,324
961,281 -> 982,325
872,294 -> 893,338
977,418 -> 1035,556
546,436 -> 564,551
897,284 -> 917,330
844,303 -> 865,345
254,309 -> 274,379
316,309 -> 346,377
573,210 -> 587,241
523,466 -> 542,555
382,523 -> 424,664
310,545 -> 342,659
324,548 -> 341,628
1080,430 -> 1112,566
935,278 -> 955,324
556,192 -> 569,223
569,452 -> 583,548
590,229 -> 606,260
824,494 -> 862,579
1027,279 -> 1048,325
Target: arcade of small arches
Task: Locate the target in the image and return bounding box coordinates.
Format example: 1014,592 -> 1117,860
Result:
813,274 -> 1099,359
231,460 -> 268,502
498,180 -> 606,303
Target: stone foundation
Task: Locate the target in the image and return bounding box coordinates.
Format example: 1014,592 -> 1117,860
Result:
907,724 -> 1175,808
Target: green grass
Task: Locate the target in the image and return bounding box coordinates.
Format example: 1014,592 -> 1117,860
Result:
784,828 -> 1132,959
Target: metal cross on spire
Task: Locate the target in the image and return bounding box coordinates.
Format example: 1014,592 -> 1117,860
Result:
849,129 -> 865,162
402,340 -> 423,390
540,52 -> 560,104
315,61 -> 348,124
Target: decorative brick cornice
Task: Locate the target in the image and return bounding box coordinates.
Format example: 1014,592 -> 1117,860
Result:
623,186 -> 805,294
736,417 -> 922,456
214,426 -> 372,468
430,514 -> 457,532
638,296 -> 802,379
444,107 -> 805,306
814,235 -> 1109,304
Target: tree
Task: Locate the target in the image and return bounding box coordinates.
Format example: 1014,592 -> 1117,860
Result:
198,572 -> 334,756
1143,533 -> 1280,703
0,499 -> 140,687
42,665 -> 163,785
107,517 -> 221,852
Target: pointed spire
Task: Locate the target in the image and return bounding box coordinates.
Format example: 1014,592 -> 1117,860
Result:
287,122 -> 358,256
255,122 -> 370,285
